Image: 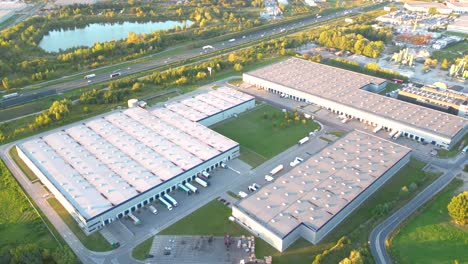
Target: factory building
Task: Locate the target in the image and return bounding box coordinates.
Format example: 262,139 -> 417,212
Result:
243,58 -> 467,149
16,87 -> 255,234
447,15 -> 468,34
232,131 -> 411,251
403,1 -> 453,14
398,86 -> 468,118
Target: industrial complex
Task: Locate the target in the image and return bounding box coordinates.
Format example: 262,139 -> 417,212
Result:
16,87 -> 255,234
232,130 -> 412,251
243,58 -> 468,149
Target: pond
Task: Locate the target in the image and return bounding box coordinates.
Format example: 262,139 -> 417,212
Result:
39,20 -> 193,53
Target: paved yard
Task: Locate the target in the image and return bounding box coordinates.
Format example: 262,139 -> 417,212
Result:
148,235 -> 251,264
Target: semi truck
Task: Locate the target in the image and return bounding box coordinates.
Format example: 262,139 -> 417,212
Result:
148,205 -> 158,214
128,212 -> 141,225
373,125 -> 383,134
158,197 -> 173,211
2,93 -> 19,100
195,177 -> 209,187
298,137 -> 309,145
110,72 -> 121,78
393,131 -> 402,140
270,164 -> 284,176
198,173 -> 209,181
164,194 -> 178,207
178,184 -> 192,195
202,171 -> 210,178
185,182 -> 199,194
388,130 -> 398,139
84,73 -> 96,79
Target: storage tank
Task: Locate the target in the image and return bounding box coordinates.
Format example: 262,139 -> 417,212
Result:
128,99 -> 138,108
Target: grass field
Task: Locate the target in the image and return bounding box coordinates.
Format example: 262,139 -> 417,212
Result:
438,133 -> 467,158
8,147 -> 38,182
431,41 -> 468,62
0,159 -> 77,262
390,179 -> 468,264
47,198 -> 113,252
132,237 -> 154,261
211,104 -> 320,167
134,158 -> 439,263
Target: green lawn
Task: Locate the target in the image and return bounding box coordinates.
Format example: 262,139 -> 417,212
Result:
8,147 -> 38,182
431,41 -> 468,62
47,198 -> 113,252
390,179 -> 468,264
0,159 -> 77,262
211,104 -> 320,167
132,237 -> 154,261
380,82 -> 403,94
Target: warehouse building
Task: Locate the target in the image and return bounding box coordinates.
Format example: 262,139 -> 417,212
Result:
232,130 -> 411,251
243,58 -> 467,149
403,1 -> 453,14
398,86 -> 468,118
16,87 -> 255,234
447,15 -> 468,34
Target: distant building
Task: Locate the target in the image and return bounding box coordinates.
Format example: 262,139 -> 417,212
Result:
404,1 -> 453,14
432,36 -> 464,50
446,1 -> 468,13
447,14 -> 468,33
398,86 -> 468,118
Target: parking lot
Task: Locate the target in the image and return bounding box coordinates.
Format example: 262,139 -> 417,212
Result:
147,235 -> 251,264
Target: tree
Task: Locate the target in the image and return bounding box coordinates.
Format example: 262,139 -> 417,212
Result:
447,191 -> 468,225
233,63 -> 243,72
441,59 -> 449,70
428,7 -> 438,15
1,77 -> 9,90
339,250 -> 364,264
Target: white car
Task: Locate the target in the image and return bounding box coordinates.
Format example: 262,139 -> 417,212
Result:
265,175 -> 274,182
238,191 -> 248,198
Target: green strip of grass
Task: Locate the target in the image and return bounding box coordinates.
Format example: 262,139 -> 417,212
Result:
390,179 -> 468,264
326,131 -> 345,137
132,236 -> 154,261
227,191 -> 241,200
9,146 -> 38,182
47,198 -> 113,252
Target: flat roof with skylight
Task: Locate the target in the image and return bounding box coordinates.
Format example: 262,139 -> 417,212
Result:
234,130 -> 411,237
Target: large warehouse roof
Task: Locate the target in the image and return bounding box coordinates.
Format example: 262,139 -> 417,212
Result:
235,130 -> 411,237
165,86 -> 254,122
18,87 -> 245,219
245,58 -> 467,138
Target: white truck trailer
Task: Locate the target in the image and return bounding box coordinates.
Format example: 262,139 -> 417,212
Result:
178,184 -> 192,195
185,182 -> 199,194
373,125 -> 383,133
393,131 -> 402,140
388,130 -> 398,139
270,164 -> 284,176
164,194 -> 178,207
298,137 -> 309,145
201,171 -> 210,178
158,197 -> 173,211
128,212 -> 141,225
148,205 -> 158,214
195,177 -> 209,187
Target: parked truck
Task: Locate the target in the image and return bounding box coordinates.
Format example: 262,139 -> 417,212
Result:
298,137 -> 309,145
393,131 -> 402,140
373,125 -> 383,134
198,173 -> 209,181
178,184 -> 192,195
158,197 -> 173,211
164,194 -> 178,207
2,93 -> 19,100
148,205 -> 158,215
270,164 -> 284,176
195,177 -> 209,187
202,171 -> 210,178
185,182 -> 199,194
388,130 -> 398,139
128,212 -> 141,225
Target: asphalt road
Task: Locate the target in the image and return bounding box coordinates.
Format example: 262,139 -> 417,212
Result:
1,6 -> 369,108
369,154 -> 467,264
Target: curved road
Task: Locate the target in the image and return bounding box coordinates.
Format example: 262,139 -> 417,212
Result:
370,154 -> 467,264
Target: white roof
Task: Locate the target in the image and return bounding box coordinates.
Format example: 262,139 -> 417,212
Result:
19,87 -> 249,220
235,131 -> 411,237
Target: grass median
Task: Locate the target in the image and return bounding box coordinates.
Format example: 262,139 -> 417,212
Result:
9,146 -> 38,182
47,198 -> 113,252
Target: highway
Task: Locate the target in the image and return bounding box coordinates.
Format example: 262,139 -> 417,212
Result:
0,6 -> 368,109
369,154 -> 467,264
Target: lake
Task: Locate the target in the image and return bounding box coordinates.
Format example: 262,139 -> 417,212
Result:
39,20 -> 193,53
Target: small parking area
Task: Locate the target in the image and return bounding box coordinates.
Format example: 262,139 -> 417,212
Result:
147,235 -> 250,264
